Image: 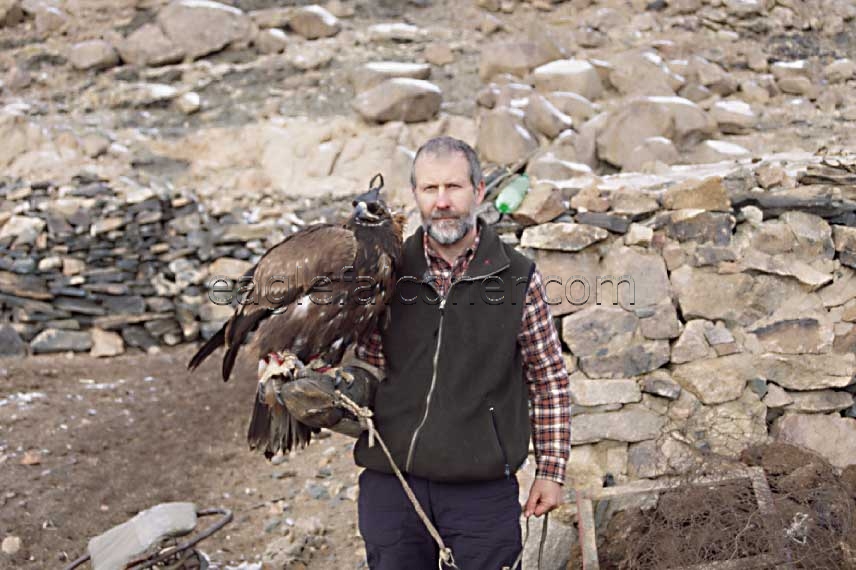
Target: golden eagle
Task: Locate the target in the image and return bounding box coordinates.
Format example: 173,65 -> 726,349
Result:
188,174 -> 404,457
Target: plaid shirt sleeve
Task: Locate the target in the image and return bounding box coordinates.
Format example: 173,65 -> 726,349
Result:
354,326 -> 386,369
518,268 -> 572,484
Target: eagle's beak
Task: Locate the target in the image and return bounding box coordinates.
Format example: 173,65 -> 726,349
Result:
355,201 -> 380,222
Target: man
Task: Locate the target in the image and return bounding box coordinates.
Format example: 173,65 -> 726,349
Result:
287,137 -> 571,569
353,136 -> 572,569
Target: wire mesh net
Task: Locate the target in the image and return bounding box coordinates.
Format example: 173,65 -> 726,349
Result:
589,443 -> 856,570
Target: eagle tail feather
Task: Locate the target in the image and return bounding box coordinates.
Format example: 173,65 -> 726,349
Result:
222,310 -> 268,381
187,323 -> 226,371
247,398 -> 273,453
247,400 -> 314,458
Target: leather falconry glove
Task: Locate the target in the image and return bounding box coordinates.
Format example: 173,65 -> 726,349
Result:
279,364 -> 380,438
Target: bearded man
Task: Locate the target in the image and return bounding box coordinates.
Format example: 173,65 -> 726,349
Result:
343,136 -> 572,569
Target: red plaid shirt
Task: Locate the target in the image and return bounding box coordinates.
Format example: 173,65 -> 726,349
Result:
356,229 -> 572,484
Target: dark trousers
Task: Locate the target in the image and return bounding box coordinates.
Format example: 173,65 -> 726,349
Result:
358,468 -> 523,570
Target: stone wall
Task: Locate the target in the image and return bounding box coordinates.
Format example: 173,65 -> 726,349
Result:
3,151 -> 855,476
504,152 -> 856,483
0,174 -> 317,356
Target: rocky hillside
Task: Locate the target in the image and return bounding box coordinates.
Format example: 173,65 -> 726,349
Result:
2,0 -> 856,567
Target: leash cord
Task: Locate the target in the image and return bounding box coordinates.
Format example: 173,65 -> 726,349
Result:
334,391 -> 459,569
507,512 -> 549,570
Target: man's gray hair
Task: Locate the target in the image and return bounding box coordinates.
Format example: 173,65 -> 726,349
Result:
410,136 -> 483,190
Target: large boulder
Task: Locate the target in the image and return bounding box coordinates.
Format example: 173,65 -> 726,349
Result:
254,28 -> 289,54
824,58 -> 855,83
0,112 -> 45,169
545,92 -> 596,124
596,96 -> 716,168
623,137 -> 679,171
688,140 -> 752,163
476,108 -> 538,165
350,62 -> 431,93
118,23 -> 185,66
288,5 -> 340,39
741,250 -> 832,290
597,100 -> 672,169
524,93 -> 573,139
773,414 -> 856,469
531,59 -> 603,101
609,51 -> 684,96
69,40 -> 120,71
479,41 -> 554,80
249,7 -> 293,29
157,0 -> 254,60
34,5 -> 68,35
525,154 -> 592,182
710,100 -> 758,134
649,96 -> 718,148
352,78 -> 442,123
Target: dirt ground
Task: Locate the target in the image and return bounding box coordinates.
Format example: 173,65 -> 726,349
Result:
0,345 -> 366,569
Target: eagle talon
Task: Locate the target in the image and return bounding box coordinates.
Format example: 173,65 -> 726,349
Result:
275,389 -> 287,407
333,368 -> 356,389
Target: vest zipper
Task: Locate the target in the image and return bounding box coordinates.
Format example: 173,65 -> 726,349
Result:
404,262 -> 511,473
489,406 -> 511,478
405,293 -> 446,472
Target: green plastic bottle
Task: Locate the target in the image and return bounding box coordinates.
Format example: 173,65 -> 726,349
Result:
494,174 -> 530,214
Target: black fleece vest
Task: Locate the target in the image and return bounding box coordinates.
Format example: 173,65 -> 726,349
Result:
353,222 -> 535,482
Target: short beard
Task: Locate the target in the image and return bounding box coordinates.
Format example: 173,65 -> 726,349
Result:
424,214 -> 475,245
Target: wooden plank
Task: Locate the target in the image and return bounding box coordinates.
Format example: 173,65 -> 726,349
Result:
576,495 -> 599,570
747,467 -> 775,515
569,469 -> 753,502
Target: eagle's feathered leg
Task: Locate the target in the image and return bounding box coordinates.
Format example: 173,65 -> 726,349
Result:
248,352 -> 312,458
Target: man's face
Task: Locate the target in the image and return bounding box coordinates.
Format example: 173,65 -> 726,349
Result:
412,152 -> 485,245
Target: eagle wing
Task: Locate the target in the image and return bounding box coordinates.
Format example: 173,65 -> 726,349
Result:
189,224 -> 359,381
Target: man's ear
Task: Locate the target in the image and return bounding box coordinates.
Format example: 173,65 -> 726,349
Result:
475,179 -> 486,205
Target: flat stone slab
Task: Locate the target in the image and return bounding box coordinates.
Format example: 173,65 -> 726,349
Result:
88,502 -> 197,570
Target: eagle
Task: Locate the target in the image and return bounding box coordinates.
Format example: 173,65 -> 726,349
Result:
187,174 -> 404,457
